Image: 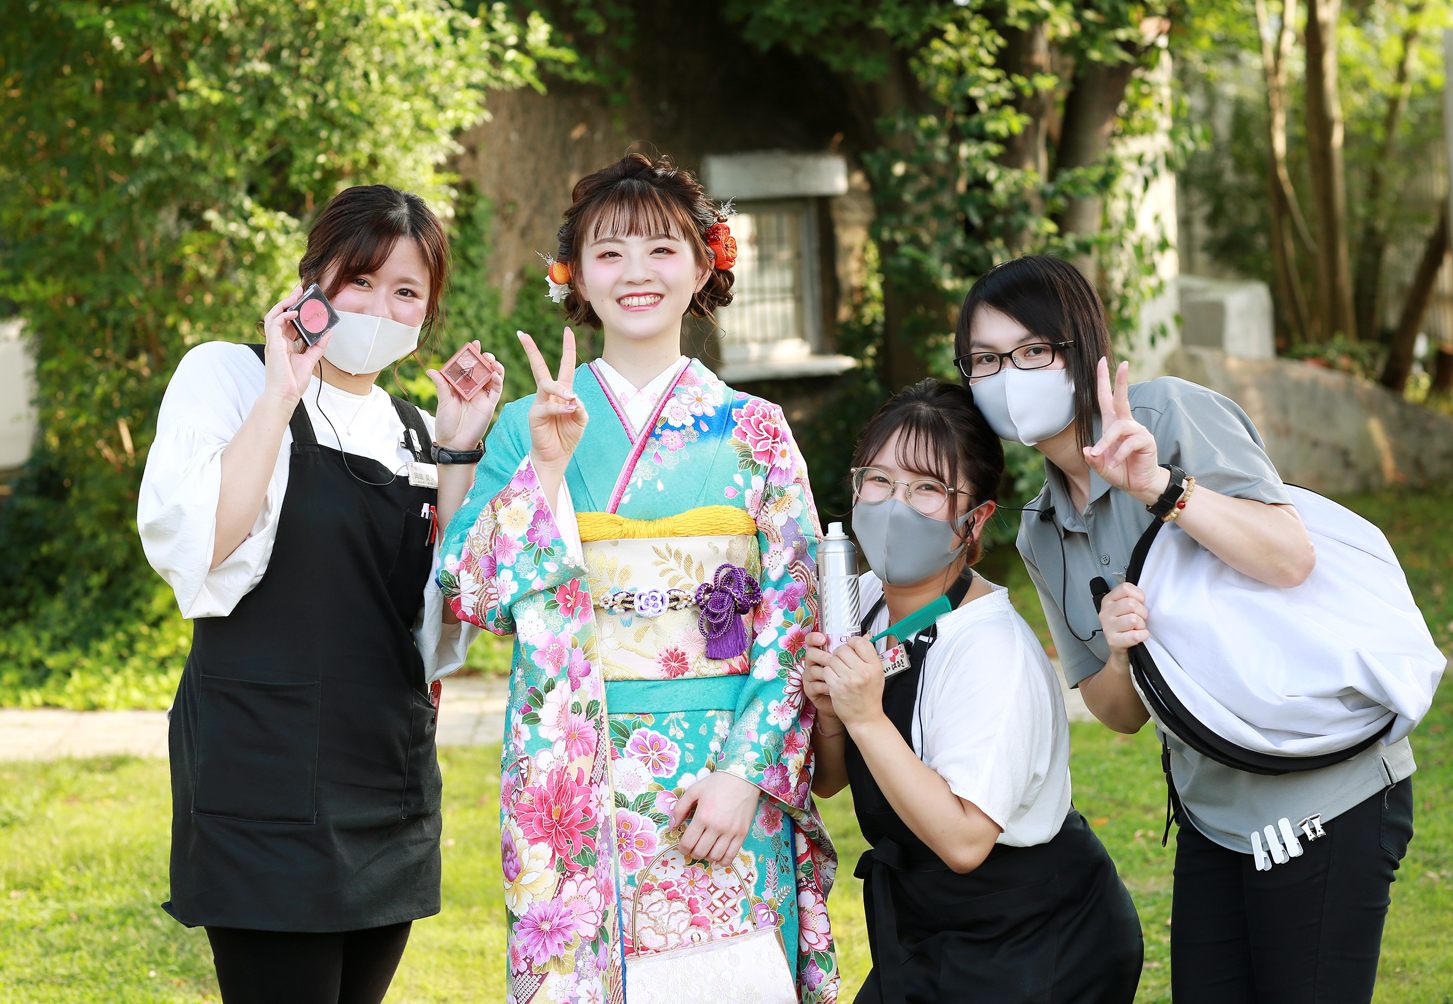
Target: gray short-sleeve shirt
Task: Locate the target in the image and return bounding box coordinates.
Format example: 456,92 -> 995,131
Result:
1016,377 -> 1414,854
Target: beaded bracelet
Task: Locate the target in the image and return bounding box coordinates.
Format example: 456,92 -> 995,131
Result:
1162,475 -> 1197,522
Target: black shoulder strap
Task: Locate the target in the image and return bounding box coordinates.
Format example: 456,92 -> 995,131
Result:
388,395 -> 432,463
247,343 -> 315,446
1123,514 -> 1165,586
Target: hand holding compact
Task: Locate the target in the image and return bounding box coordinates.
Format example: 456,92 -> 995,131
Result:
669,770 -> 762,866
819,635 -> 888,728
428,340 -> 504,450
1099,581 -> 1150,653
262,285 -> 331,407
519,327 -> 588,476
1083,358 -> 1168,505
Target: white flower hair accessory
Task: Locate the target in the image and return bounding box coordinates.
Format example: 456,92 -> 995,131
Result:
537,251 -> 571,304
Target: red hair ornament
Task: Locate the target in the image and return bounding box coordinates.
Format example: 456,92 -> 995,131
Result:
707,201 -> 738,270
537,251 -> 572,304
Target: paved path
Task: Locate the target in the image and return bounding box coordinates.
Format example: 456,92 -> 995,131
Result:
0,676 -> 510,762
0,663 -> 1090,762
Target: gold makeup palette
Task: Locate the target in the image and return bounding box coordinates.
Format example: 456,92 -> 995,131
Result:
441,343 -> 489,401
290,283 -> 340,346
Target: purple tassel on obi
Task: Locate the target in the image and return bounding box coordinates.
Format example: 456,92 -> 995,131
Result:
695,563 -> 762,660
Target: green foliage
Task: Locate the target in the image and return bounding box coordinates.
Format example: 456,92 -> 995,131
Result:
0,0 -> 550,705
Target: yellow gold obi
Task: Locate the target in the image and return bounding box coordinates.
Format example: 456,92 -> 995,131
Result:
580,507 -> 760,682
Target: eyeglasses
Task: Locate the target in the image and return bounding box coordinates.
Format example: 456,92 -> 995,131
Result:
954,340 -> 1075,380
850,467 -> 971,519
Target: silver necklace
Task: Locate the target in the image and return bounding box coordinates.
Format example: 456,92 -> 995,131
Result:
319,379 -> 373,436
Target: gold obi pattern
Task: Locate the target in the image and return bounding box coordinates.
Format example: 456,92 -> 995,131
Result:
579,507 -> 760,682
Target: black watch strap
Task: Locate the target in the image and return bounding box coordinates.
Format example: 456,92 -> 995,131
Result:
431,442 -> 484,465
1146,463 -> 1188,519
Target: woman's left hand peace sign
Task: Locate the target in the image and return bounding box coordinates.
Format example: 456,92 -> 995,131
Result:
1082,357 -> 1168,505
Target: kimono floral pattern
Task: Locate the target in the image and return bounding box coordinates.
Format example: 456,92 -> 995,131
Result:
439,360 -> 840,1004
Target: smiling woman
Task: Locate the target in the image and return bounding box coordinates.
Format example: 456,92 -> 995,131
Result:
436,154 -> 842,1003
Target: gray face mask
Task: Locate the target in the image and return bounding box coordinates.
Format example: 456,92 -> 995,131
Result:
851,499 -> 985,586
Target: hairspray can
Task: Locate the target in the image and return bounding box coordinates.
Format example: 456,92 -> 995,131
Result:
818,521 -> 860,653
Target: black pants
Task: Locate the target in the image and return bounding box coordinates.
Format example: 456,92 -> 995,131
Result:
1170,779 -> 1412,1004
205,922 -> 412,1004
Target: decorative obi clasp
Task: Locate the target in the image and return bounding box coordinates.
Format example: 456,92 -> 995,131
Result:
599,587 -> 695,618
593,563 -> 760,660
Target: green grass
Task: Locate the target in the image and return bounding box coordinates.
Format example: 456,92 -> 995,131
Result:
2,487 -> 1449,1001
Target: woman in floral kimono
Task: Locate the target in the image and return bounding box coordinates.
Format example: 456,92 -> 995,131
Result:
438,154 -> 839,1004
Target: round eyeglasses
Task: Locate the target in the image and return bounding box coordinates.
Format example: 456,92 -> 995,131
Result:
850,467 -> 971,519
954,340 -> 1074,380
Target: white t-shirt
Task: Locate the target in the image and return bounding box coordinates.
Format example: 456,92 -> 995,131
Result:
859,571 -> 1073,847
136,341 -> 477,683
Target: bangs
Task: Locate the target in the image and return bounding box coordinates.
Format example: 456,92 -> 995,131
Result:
586,179 -> 702,245
853,405 -> 962,490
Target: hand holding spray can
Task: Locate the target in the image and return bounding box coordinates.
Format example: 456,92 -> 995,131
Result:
817,522 -> 860,653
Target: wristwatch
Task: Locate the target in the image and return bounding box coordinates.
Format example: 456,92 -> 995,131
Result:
431,442 -> 484,465
1146,463 -> 1189,519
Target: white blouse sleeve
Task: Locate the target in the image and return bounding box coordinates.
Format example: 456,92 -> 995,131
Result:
412,406 -> 482,683
916,616 -> 1053,832
137,342 -> 290,619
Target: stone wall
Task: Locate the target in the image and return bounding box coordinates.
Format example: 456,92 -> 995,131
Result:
1163,346 -> 1453,493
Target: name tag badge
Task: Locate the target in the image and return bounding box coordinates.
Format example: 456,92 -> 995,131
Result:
407,461 -> 438,489
882,643 -> 911,679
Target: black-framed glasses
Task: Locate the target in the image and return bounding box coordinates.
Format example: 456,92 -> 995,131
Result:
850,467 -> 971,518
954,340 -> 1075,380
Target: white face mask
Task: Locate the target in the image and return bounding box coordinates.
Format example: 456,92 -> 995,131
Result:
322,310 -> 422,375
971,367 -> 1076,446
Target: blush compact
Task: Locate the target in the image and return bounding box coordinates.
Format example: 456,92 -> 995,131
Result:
441,343 -> 489,401
289,283 -> 340,346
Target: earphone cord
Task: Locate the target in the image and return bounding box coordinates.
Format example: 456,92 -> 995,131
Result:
999,505 -> 1103,644
314,372 -> 407,488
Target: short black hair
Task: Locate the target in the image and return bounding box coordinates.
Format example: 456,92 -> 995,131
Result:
954,254 -> 1111,451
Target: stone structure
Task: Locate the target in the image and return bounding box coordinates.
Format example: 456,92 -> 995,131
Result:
1164,345 -> 1453,493
1178,275 -> 1275,360
0,318 -> 34,477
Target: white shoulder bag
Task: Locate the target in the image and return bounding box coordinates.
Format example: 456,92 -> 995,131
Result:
1114,485 -> 1445,775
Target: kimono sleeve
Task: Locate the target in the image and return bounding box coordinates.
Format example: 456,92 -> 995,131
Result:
719,401 -> 822,810
437,399 -> 584,634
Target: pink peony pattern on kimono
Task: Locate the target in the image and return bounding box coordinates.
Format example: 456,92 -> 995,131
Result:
762,763 -> 792,797
558,711 -> 598,761
493,531 -> 524,567
558,873 -> 605,936
625,728 -> 680,777
758,803 -> 784,837
515,900 -> 579,966
614,809 -> 659,873
798,887 -> 832,953
516,765 -> 597,865
732,399 -> 789,469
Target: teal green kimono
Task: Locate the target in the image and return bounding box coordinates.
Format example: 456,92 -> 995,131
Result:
439,358 -> 840,1004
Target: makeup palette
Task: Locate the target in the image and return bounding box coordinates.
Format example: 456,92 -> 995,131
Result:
290,283 -> 340,346
441,343 -> 490,402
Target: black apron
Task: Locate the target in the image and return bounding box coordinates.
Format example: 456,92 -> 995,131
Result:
164,346 -> 443,932
845,575 -> 1144,1004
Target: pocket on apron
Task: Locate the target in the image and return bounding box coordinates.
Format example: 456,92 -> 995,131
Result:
193,674 -> 321,823
400,690 -> 442,818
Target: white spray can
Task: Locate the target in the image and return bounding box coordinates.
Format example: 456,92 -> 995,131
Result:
817,522 -> 861,653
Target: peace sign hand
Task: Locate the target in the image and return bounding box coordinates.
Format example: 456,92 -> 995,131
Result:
1082,357 -> 1169,506
519,326 -> 588,476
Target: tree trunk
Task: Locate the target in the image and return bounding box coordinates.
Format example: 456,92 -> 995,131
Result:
1255,0 -> 1312,345
1352,14 -> 1421,342
997,20 -> 1052,246
1432,346 -> 1453,392
1304,0 -> 1358,341
1051,56 -> 1139,238
1381,198 -> 1447,393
